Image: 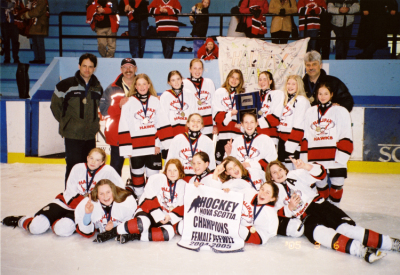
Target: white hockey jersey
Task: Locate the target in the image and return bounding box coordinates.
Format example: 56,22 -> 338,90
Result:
75,195 -> 137,237
118,95 -> 173,157
230,133 -> 277,171
55,164 -> 124,210
166,133 -> 216,178
183,78 -> 216,135
278,95 -> 311,154
137,174 -> 186,225
274,164 -> 327,219
160,89 -> 198,137
257,89 -> 285,146
246,167 -> 266,191
300,105 -> 353,169
188,173 -> 222,189
212,88 -> 242,141
238,188 -> 278,245
221,178 -> 252,192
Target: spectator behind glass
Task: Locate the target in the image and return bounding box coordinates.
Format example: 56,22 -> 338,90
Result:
148,0 -> 182,59
21,0 -> 49,64
197,37 -> 218,60
269,0 -> 297,44
239,0 -> 269,38
122,0 -> 149,58
327,0 -> 360,60
1,0 -> 21,63
189,0 -> 210,58
355,0 -> 398,59
297,0 -> 327,52
86,0 -> 119,58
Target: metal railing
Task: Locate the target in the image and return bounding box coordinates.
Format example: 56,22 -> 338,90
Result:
58,11 -> 399,59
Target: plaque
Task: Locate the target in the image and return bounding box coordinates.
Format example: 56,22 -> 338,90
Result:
234,91 -> 263,124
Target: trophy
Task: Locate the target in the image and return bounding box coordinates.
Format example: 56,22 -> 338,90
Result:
234,91 -> 263,124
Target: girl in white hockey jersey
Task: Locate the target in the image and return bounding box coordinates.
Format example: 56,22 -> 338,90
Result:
166,113 -> 216,182
278,75 -> 311,170
238,182 -> 279,245
214,156 -> 265,192
160,70 -> 197,159
183,58 -> 217,139
301,83 -> 353,206
119,74 -> 173,198
266,158 -> 400,263
95,159 -> 186,243
225,112 -> 277,171
188,151 -> 222,189
256,71 -> 285,146
2,148 -> 124,237
75,179 -> 137,238
212,69 -> 246,164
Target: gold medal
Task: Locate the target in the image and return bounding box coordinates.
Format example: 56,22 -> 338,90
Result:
181,111 -> 185,117
169,206 -> 174,211
258,110 -> 263,116
316,126 -> 321,132
250,226 -> 256,233
82,98 -> 87,104
197,100 -> 202,105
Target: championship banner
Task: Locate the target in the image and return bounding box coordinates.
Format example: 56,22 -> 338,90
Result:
178,184 -> 245,253
217,37 -> 310,91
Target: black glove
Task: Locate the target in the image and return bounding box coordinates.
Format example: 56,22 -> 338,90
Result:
310,9 -> 316,16
250,7 -> 261,18
279,8 -> 286,16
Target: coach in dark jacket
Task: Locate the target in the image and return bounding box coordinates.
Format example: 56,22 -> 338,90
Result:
50,53 -> 103,184
303,50 -> 354,112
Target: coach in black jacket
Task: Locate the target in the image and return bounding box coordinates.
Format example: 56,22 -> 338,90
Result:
303,50 -> 354,112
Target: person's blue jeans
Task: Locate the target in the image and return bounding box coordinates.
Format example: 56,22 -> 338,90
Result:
332,24 -> 353,60
31,35 -> 45,61
300,29 -> 319,52
160,31 -> 176,59
128,18 -> 148,58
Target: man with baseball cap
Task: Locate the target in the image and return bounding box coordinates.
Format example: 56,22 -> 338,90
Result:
100,58 -> 137,175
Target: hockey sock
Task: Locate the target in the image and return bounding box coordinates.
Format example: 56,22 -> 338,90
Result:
125,218 -> 143,235
316,178 -> 329,199
149,227 -> 170,242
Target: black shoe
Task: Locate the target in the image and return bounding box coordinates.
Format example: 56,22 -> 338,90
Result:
117,233 -> 141,244
179,46 -> 193,52
93,227 -> 118,243
1,215 -> 24,228
37,60 -> 45,64
3,59 -> 10,64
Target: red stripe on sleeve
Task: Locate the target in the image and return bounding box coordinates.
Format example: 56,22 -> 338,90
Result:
172,205 -> 184,218
203,115 -> 213,128
337,139 -> 353,155
288,128 -> 304,144
265,114 -> 280,127
66,194 -> 85,209
258,159 -> 268,171
140,197 -> 162,213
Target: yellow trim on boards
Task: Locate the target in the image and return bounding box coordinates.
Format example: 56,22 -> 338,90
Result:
6,153 -> 400,174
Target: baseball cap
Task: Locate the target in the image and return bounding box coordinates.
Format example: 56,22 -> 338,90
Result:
121,58 -> 136,67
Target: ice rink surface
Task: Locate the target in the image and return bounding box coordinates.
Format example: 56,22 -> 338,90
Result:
1,163 -> 400,275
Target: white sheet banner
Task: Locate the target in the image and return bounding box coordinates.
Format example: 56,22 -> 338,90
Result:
217,37 -> 310,91
178,184 -> 244,253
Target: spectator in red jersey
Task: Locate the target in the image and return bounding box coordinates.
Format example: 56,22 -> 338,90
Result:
197,37 -> 218,60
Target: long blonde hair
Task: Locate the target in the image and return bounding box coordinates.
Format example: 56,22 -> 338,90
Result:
283,75 -> 307,106
128,74 -> 157,97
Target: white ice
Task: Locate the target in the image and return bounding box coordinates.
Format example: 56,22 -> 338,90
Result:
1,163 -> 400,274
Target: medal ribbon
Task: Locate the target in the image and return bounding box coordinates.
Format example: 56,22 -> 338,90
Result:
282,181 -> 291,199
176,90 -> 184,112
307,79 -> 318,98
229,91 -> 236,110
188,135 -> 200,163
244,176 -> 257,190
243,136 -> 255,159
168,179 -> 177,204
192,78 -> 203,100
253,203 -> 265,223
102,203 -> 113,222
140,96 -> 149,118
85,167 -> 98,193
260,88 -> 271,102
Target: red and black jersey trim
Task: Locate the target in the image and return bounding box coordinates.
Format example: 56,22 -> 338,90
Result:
337,138 -> 353,155
140,196 -> 162,214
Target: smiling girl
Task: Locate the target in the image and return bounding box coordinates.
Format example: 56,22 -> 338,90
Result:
166,113 -> 216,182
300,83 -> 353,206
95,159 -> 186,243
256,71 -> 285,146
183,59 -> 216,139
225,112 -> 277,171
212,69 -> 246,164
278,75 -> 310,170
188,152 -> 221,189
2,148 -> 124,237
75,179 -> 136,238
119,74 -> 173,198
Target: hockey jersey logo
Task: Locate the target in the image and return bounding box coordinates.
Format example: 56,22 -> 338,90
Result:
196,90 -> 211,106
161,187 -> 178,210
179,147 -> 199,166
170,100 -> 189,116
78,180 -> 96,193
260,103 -> 272,116
241,200 -> 253,224
221,96 -> 236,110
236,146 -> 260,162
134,108 -> 156,126
310,119 -> 336,137
280,105 -> 293,126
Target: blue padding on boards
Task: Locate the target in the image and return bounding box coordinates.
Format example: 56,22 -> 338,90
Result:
31,90 -> 53,101
363,108 -> 400,162
30,101 -> 39,156
353,96 -> 400,106
0,101 -> 7,163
